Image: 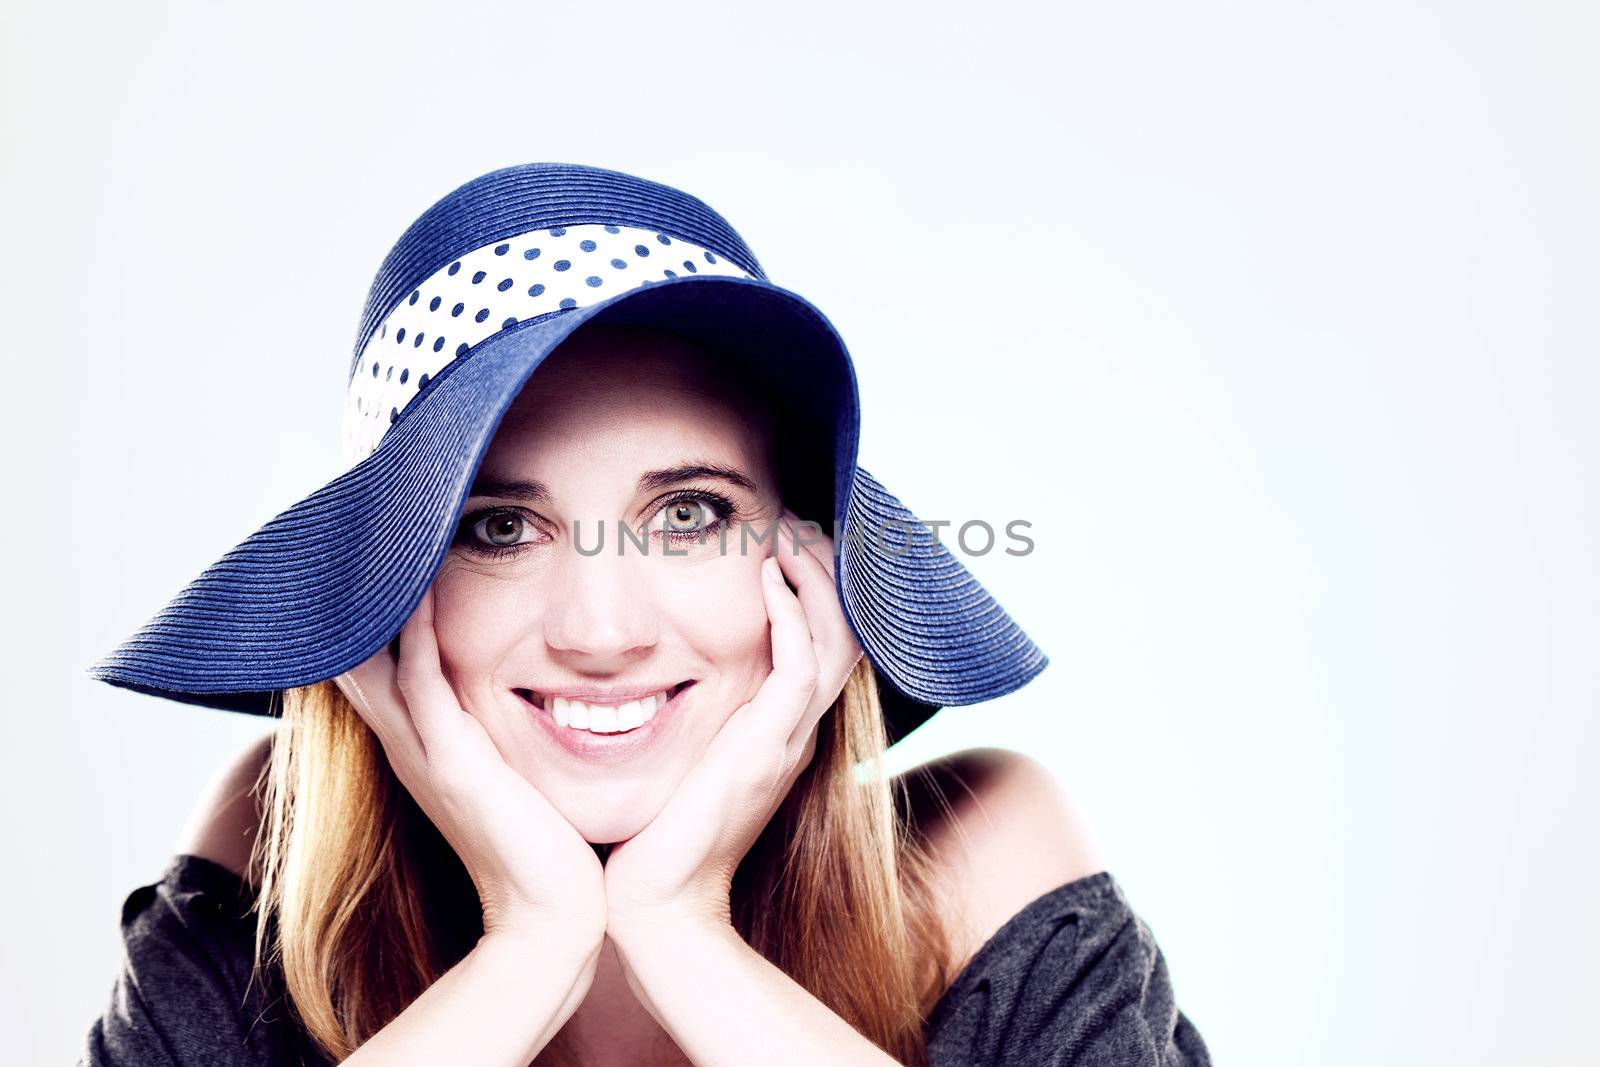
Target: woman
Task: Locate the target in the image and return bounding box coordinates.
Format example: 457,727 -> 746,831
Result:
82,163 -> 1210,1065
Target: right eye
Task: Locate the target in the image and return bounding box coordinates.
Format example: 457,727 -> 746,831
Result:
456,508 -> 545,558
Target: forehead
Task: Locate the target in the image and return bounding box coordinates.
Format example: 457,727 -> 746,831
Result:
513,324 -> 743,409
487,324 -> 776,472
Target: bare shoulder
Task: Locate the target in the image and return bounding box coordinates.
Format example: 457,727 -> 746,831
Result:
896,747 -> 1106,976
174,731 -> 274,888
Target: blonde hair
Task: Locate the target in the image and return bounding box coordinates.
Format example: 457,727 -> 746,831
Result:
244,658 -> 958,1065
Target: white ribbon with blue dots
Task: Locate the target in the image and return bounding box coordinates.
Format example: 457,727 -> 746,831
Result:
342,222 -> 755,468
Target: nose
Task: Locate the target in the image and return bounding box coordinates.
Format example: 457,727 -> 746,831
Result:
541,542 -> 658,668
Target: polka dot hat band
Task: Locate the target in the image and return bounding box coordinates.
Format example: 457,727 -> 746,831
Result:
88,162 -> 1048,746
344,223 -> 753,470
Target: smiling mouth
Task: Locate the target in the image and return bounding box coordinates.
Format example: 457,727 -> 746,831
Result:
514,681 -> 693,735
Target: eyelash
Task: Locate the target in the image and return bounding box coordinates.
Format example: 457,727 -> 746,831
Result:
454,488 -> 741,560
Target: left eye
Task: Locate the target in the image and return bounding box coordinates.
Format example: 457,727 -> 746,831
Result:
648,496 -> 729,538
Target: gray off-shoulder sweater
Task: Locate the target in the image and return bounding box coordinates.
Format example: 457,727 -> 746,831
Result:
80,854 -> 1211,1066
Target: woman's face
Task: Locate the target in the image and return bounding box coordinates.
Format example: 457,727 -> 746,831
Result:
428,324 -> 784,845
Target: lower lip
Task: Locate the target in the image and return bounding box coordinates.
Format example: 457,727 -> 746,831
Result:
518,684 -> 692,762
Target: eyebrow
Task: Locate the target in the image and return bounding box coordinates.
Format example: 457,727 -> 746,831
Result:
468,461 -> 760,503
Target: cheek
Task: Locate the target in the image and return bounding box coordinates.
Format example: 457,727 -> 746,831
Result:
428,569 -> 528,683
660,561 -> 772,686
428,570 -> 548,767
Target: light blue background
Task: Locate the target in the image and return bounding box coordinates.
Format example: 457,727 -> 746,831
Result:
4,2 -> 1595,1063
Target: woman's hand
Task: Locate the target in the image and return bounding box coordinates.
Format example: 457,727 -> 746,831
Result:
335,586 -> 607,951
601,508 -> 866,936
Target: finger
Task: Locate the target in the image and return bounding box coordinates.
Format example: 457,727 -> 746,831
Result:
777,519 -> 862,668
755,553 -> 820,737
777,512 -> 829,577
780,507 -> 836,581
684,557 -> 825,811
775,520 -> 862,750
773,520 -> 827,642
337,656 -> 428,786
392,586 -> 466,755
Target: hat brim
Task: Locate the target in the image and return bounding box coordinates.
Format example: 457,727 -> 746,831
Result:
87,274 -> 1046,746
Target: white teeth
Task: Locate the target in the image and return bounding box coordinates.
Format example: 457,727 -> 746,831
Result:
553,696 -> 589,729
542,688 -> 676,735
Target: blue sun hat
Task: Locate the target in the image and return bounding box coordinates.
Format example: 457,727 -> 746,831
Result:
86,162 -> 1047,746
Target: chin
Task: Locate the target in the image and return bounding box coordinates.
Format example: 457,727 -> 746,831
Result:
570,809 -> 654,846
537,780 -> 665,845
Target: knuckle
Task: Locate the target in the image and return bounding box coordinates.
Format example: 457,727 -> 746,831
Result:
742,763 -> 783,798
415,722 -> 458,766
745,739 -> 789,785
423,752 -> 470,797
793,663 -> 820,697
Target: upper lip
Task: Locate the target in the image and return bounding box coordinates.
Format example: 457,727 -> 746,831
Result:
516,681 -> 689,707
